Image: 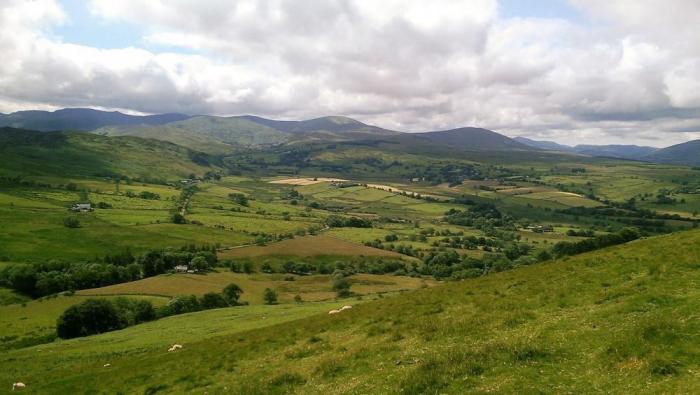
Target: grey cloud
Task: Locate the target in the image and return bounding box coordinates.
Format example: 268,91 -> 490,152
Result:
0,0 -> 699,146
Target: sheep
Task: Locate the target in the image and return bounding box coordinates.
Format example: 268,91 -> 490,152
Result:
168,344 -> 183,352
328,309 -> 341,315
340,305 -> 353,311
12,382 -> 26,391
103,363 -> 111,368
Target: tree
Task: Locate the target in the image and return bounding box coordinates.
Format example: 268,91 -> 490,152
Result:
189,256 -> 209,272
242,261 -> 254,274
112,297 -> 155,326
263,288 -> 278,305
6,264 -> 38,296
171,213 -> 186,224
535,249 -> 552,262
385,234 -> 399,242
200,292 -> 228,309
222,283 -> 243,305
282,260 -> 296,273
165,295 -> 200,315
57,299 -> 125,339
63,217 -> 80,228
332,276 -> 352,298
139,250 -> 165,277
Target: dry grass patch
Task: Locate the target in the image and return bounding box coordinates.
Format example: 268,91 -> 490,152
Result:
269,177 -> 348,185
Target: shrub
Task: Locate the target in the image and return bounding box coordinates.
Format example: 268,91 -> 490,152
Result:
138,191 -> 160,200
332,276 -> 352,298
263,288 -> 278,305
171,213 -> 186,224
229,193 -> 249,206
63,217 -> 81,228
222,283 -> 244,305
200,292 -> 228,309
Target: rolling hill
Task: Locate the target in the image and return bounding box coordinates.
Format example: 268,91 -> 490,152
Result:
574,144 -> 658,160
644,139 -> 700,166
240,115 -> 398,136
0,127 -> 217,179
0,108 -> 191,132
515,137 -> 658,160
1,229 -> 698,393
95,115 -> 401,153
95,116 -> 291,154
420,127 -> 534,151
513,136 -> 574,151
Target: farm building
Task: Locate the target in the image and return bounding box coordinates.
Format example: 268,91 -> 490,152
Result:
526,225 -> 554,233
174,265 -> 188,273
70,203 -> 92,212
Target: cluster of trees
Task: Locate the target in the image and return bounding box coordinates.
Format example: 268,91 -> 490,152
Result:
444,203 -> 514,230
326,215 -> 372,228
0,261 -> 142,297
409,163 -> 482,186
138,191 -> 160,200
124,190 -> 161,200
57,298 -> 155,339
137,248 -> 217,277
0,246 -> 218,298
557,206 -> 696,233
655,189 -> 684,205
159,283 -> 245,316
364,240 -> 421,257
416,248 -> 548,280
552,228 -> 640,257
224,257 -> 408,278
566,229 -> 595,237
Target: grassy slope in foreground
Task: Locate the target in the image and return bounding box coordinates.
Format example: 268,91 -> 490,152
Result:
2,230 -> 699,393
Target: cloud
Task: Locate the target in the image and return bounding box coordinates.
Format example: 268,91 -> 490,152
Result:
0,0 -> 698,146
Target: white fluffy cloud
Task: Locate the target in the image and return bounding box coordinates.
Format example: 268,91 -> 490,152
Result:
0,0 -> 699,146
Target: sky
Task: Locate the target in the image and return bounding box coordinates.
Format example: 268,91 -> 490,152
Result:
1,0 -> 699,147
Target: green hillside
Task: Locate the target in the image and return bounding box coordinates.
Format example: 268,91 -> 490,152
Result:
645,139 -> 700,166
0,127 -> 216,180
95,116 -> 291,154
419,127 -> 534,151
0,108 -> 190,131
2,230 -> 698,393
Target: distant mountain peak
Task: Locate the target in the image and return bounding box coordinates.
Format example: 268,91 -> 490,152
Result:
418,127 -> 534,151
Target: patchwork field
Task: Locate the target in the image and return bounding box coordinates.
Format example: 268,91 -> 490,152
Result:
269,177 -> 348,185
219,234 -> 405,258
76,270 -> 435,304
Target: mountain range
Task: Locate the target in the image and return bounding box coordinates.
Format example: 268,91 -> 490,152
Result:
2,108 -> 700,166
514,137 -> 658,160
